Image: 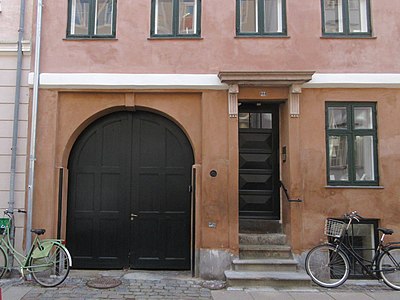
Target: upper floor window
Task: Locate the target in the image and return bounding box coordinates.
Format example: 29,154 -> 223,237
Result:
151,0 -> 201,37
326,103 -> 378,186
322,0 -> 371,36
237,0 -> 287,36
67,0 -> 117,38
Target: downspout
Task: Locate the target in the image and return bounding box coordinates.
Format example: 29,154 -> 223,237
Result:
26,0 -> 43,252
9,0 -> 26,250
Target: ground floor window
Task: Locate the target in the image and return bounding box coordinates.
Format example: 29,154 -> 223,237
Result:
326,102 -> 378,186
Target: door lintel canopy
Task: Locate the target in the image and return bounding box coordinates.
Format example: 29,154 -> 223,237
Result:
218,71 -> 315,118
218,71 -> 315,87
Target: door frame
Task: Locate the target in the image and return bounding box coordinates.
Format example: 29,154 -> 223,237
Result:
238,102 -> 281,220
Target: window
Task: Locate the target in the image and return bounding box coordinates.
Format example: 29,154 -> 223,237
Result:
151,0 -> 201,37
237,0 -> 286,36
322,0 -> 371,36
326,103 -> 378,186
67,0 -> 116,38
329,218 -> 378,278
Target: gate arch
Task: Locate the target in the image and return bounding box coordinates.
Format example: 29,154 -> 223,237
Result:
67,110 -> 194,269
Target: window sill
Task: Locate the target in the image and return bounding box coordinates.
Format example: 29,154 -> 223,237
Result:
235,35 -> 290,39
325,185 -> 384,189
320,35 -> 377,40
64,38 -> 118,41
148,37 -> 203,40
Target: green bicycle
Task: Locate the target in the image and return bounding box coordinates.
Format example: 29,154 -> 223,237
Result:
0,209 -> 72,287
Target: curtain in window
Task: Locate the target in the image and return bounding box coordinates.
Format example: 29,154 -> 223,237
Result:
264,0 -> 282,33
324,0 -> 343,33
240,0 -> 257,33
155,0 -> 174,34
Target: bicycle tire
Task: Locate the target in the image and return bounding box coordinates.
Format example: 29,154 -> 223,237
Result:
305,243 -> 350,288
0,246 -> 7,278
378,247 -> 400,290
30,243 -> 70,287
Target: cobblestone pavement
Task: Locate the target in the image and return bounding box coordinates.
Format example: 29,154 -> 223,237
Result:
0,270 -> 213,299
1,269 -> 399,300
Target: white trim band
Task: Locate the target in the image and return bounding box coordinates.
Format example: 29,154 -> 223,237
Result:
27,73 -> 400,90
0,41 -> 31,53
303,73 -> 400,88
28,73 -> 228,90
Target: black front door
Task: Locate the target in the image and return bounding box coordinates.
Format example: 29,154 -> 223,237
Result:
239,103 -> 280,220
67,111 -> 193,270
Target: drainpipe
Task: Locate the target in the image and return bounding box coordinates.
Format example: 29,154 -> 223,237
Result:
26,0 -> 43,252
9,0 -> 26,253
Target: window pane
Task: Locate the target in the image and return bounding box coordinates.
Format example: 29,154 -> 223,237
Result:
354,136 -> 375,181
354,107 -> 373,129
95,0 -> 113,35
179,0 -> 197,34
71,0 -> 90,35
264,0 -> 283,33
329,136 -> 348,181
328,107 -> 347,129
239,113 -> 272,129
349,0 -> 368,33
240,0 -> 258,33
155,0 -> 174,34
239,113 -> 250,128
324,0 -> 343,33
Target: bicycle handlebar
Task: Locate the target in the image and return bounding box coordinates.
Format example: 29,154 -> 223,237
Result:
344,211 -> 364,222
4,209 -> 27,215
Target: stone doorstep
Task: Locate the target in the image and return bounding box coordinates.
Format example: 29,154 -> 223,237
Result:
232,258 -> 298,272
239,244 -> 292,259
224,270 -> 311,288
239,233 -> 287,245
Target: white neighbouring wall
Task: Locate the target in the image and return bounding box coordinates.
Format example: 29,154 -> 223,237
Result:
0,0 -> 33,253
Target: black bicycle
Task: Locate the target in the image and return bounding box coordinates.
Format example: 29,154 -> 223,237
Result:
305,211 -> 400,290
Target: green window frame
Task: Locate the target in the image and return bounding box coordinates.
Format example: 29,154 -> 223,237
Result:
321,0 -> 372,37
326,102 -> 378,186
236,0 -> 287,36
151,0 -> 201,38
67,0 -> 117,38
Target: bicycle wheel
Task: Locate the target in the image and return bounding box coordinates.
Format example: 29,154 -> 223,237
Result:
0,246 -> 7,278
379,247 -> 400,290
30,243 -> 70,287
305,243 -> 350,288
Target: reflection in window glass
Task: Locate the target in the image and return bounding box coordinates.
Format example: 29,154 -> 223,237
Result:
239,113 -> 272,129
329,136 -> 348,181
354,107 -> 372,129
95,0 -> 113,35
354,136 -> 374,181
179,0 -> 197,34
155,0 -> 174,34
349,0 -> 368,33
324,0 -> 343,33
71,0 -> 90,35
328,107 -> 347,129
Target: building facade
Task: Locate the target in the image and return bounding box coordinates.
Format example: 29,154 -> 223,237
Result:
28,0 -> 400,279
0,0 -> 32,252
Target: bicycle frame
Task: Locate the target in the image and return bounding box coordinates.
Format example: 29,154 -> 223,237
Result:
331,218 -> 394,277
0,216 -> 72,277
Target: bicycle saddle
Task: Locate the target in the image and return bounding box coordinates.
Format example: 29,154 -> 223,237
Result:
378,228 -> 394,235
31,229 -> 46,235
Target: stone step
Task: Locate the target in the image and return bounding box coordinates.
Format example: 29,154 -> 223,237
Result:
239,244 -> 292,259
239,220 -> 283,234
232,258 -> 298,272
225,270 -> 311,288
239,233 -> 287,245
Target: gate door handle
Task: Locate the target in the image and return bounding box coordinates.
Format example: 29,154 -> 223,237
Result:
130,213 -> 138,221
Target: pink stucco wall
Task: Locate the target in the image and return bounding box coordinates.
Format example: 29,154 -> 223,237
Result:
36,0 -> 400,74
